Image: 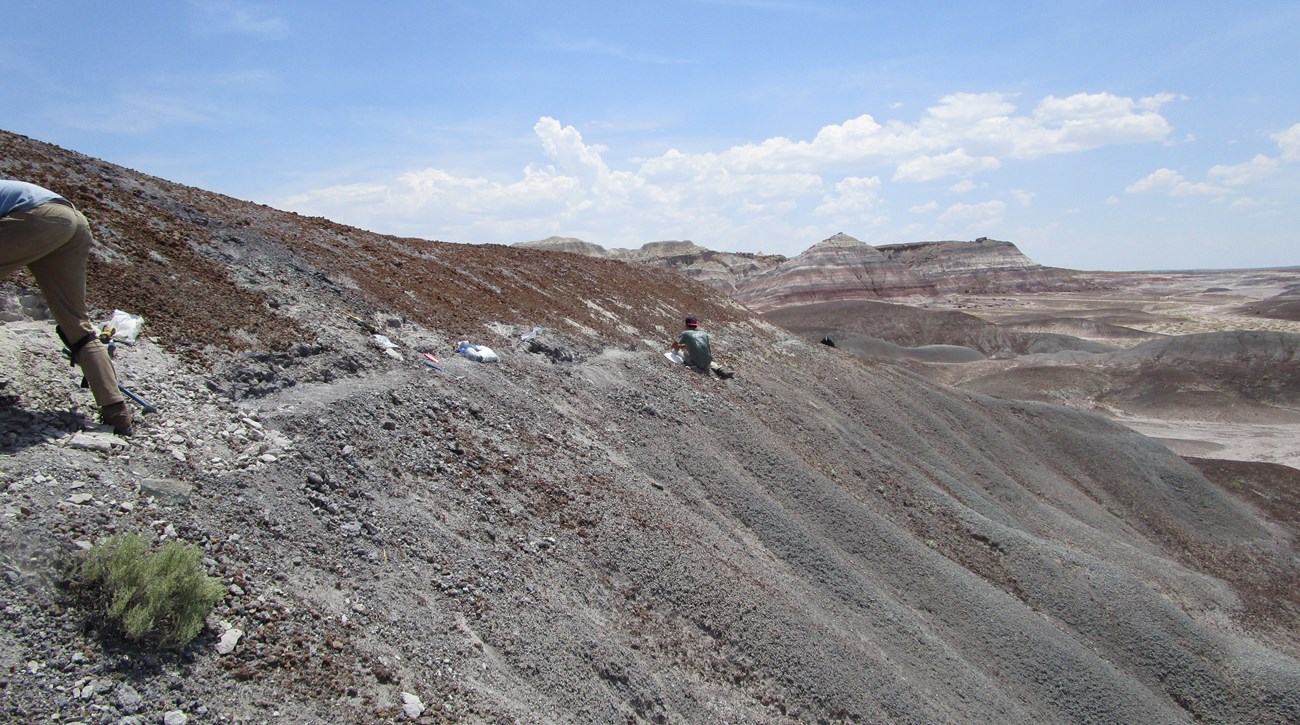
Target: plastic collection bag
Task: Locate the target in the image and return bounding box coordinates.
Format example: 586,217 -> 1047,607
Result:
457,340 -> 499,363
372,334 -> 403,360
102,309 -> 145,344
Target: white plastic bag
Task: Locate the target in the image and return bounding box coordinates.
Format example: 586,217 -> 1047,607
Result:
457,340 -> 499,363
103,309 -> 145,344
372,334 -> 403,360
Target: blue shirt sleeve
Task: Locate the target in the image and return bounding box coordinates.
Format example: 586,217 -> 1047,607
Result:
0,180 -> 63,216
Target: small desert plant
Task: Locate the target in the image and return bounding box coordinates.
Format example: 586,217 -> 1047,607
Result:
77,532 -> 226,645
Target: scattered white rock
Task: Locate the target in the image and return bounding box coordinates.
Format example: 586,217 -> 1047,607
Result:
163,711 -> 188,725
67,493 -> 93,505
402,692 -> 425,719
217,628 -> 243,655
67,431 -> 127,452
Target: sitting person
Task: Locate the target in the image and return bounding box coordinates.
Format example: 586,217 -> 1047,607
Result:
671,316 -> 734,379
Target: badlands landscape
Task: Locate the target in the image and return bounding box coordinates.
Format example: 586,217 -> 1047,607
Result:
2,128 -> 1299,724
531,233 -> 1300,468
766,268 -> 1300,469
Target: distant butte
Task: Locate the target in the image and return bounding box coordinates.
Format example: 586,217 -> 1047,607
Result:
517,232 -> 1079,311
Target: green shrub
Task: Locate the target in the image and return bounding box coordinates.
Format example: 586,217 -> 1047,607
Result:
78,532 -> 226,645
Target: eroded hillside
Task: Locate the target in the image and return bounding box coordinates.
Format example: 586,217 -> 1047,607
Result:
2,131 -> 1298,723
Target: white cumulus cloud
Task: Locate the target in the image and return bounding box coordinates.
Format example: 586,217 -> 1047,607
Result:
281,94 -> 1180,249
1125,169 -> 1227,197
1273,123 -> 1300,163
814,176 -> 882,217
1125,121 -> 1299,204
534,117 -> 615,189
914,91 -> 1173,161
893,148 -> 1000,182
1208,154 -> 1280,186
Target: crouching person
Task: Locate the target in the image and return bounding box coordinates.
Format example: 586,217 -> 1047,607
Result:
0,180 -> 132,434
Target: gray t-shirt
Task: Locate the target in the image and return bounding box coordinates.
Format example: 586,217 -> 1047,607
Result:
676,329 -> 712,370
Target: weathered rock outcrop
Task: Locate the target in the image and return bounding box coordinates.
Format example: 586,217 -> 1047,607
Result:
877,238 -> 1069,294
518,237 -> 784,292
733,233 -> 934,311
518,235 -> 1071,310
515,236 -> 613,258
616,240 -> 785,292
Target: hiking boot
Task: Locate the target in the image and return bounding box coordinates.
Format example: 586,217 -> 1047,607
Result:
100,401 -> 134,436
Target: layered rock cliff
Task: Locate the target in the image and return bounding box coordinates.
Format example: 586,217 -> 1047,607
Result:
518,235 -> 1072,310
733,233 -> 935,311
515,235 -> 612,258
518,238 -> 784,292
878,237 -> 1069,294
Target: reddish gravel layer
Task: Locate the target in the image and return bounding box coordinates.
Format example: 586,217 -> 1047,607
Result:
2,131 -> 743,360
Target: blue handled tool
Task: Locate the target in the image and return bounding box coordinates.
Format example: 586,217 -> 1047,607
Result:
118,384 -> 158,414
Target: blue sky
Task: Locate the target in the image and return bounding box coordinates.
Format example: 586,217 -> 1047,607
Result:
3,1 -> 1298,271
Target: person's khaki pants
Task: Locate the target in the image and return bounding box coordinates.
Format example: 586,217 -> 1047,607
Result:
0,201 -> 124,407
